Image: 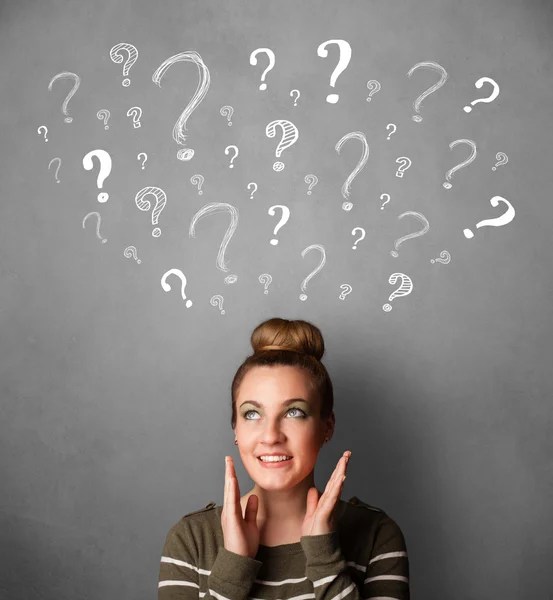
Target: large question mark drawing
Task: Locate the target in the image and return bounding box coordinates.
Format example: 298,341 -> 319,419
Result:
391,211 -> 430,257
82,149 -> 112,202
265,120 -> 299,171
383,273 -> 413,312
493,152 -> 508,171
48,71 -> 81,123
249,48 -> 276,90
443,139 -> 477,189
126,106 -> 142,128
335,131 -> 369,211
161,269 -> 193,307
37,126 -> 48,141
366,80 -> 381,102
48,157 -> 61,183
135,186 -> 167,237
210,295 -> 225,314
268,205 -> 291,245
190,174 -> 204,194
317,39 -> 352,103
463,195 -> 515,239
110,43 -> 138,86
225,145 -> 239,168
220,105 -> 234,126
351,227 -> 365,250
152,51 -> 211,161
304,174 -> 318,195
407,61 -> 448,122
463,77 -> 500,113
189,202 -> 239,284
259,273 -> 272,294
82,211 -> 107,243
300,244 -> 326,301
96,109 -> 110,129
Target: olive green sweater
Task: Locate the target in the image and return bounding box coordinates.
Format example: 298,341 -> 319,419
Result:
158,496 -> 409,600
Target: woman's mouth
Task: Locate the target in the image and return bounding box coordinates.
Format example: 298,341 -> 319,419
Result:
257,456 -> 294,468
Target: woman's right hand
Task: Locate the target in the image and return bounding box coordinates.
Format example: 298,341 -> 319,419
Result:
221,456 -> 260,559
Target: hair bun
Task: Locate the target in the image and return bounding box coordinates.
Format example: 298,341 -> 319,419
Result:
251,318 -> 325,361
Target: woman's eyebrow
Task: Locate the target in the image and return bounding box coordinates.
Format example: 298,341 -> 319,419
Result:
240,398 -> 308,408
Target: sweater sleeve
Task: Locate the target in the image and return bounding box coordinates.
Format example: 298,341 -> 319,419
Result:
300,513 -> 410,600
158,520 -> 264,600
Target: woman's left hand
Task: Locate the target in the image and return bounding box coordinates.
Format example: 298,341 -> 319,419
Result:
301,450 -> 351,537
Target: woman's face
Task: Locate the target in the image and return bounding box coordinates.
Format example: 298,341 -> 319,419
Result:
234,365 -> 330,490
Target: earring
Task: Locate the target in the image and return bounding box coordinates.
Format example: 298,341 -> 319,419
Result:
324,437 -> 329,444
234,439 -> 238,445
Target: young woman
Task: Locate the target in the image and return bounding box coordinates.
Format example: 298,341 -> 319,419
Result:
158,318 -> 410,600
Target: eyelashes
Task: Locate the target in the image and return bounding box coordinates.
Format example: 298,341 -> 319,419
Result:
242,407 -> 308,420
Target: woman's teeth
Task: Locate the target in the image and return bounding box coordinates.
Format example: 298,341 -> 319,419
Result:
258,456 -> 292,462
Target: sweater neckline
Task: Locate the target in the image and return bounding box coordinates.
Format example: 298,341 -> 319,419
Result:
213,499 -> 348,556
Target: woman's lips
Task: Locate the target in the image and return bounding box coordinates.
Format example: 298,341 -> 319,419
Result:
257,457 -> 294,468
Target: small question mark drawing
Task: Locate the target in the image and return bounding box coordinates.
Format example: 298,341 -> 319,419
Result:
249,48 -> 276,90
124,246 -> 141,264
247,182 -> 258,199
266,120 -> 299,171
300,244 -> 326,301
366,80 -> 381,102
210,295 -> 225,314
443,139 -> 477,189
259,273 -> 272,294
137,152 -> 148,169
305,174 -> 318,195
463,77 -> 500,113
407,61 -> 448,122
335,131 -> 369,211
110,43 -> 139,86
82,211 -> 107,243
82,149 -> 112,202
225,145 -> 239,168
152,51 -> 211,161
339,284 -> 352,300
48,157 -> 61,183
463,195 -> 515,239
220,105 -> 234,126
161,269 -> 193,307
317,39 -> 352,103
395,156 -> 412,178
391,211 -> 430,257
37,126 -> 48,142
48,71 -> 81,123
191,174 -> 204,194
189,202 -> 239,284
127,106 -> 143,128
351,227 -> 366,250
97,109 -> 110,129
268,205 -> 291,245
135,186 -> 167,237
380,193 -> 391,210
383,273 -> 413,312
493,152 -> 508,171
430,250 -> 451,265
386,124 -> 397,140
290,89 -> 300,106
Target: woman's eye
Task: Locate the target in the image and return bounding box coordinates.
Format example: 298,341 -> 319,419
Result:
243,407 -> 307,420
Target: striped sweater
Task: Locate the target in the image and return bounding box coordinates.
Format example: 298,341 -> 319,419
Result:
158,496 -> 410,600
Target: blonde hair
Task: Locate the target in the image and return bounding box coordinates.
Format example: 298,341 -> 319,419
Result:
230,318 -> 334,429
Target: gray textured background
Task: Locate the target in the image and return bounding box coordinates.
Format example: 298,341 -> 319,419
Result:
1,1 -> 552,599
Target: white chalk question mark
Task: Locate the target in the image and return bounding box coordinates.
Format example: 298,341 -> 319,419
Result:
492,152 -> 508,171
463,195 -> 515,239
137,152 -> 147,169
335,131 -> 370,211
124,246 -> 141,264
463,77 -> 500,113
190,174 -> 204,194
266,119 -> 299,171
258,273 -> 272,294
317,39 -> 352,103
135,186 -> 167,237
380,193 -> 391,209
220,105 -> 234,126
430,250 -> 451,265
126,106 -> 142,128
395,156 -> 412,178
407,61 -> 448,122
383,273 -> 413,312
268,205 -> 291,245
82,149 -> 112,202
290,89 -> 300,106
299,244 -> 326,301
37,126 -> 48,141
225,145 -> 239,168
161,269 -> 193,307
97,109 -> 110,129
82,211 -> 107,243
250,48 -> 276,90
366,80 -> 381,102
247,182 -> 258,199
48,157 -> 61,183
210,295 -> 225,314
110,43 -> 139,86
386,123 -> 397,140
339,284 -> 353,300
351,227 -> 366,250
391,211 -> 430,257
48,71 -> 81,123
304,174 -> 318,195
443,139 -> 477,189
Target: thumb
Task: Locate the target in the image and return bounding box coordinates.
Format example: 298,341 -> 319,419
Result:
244,494 -> 259,523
